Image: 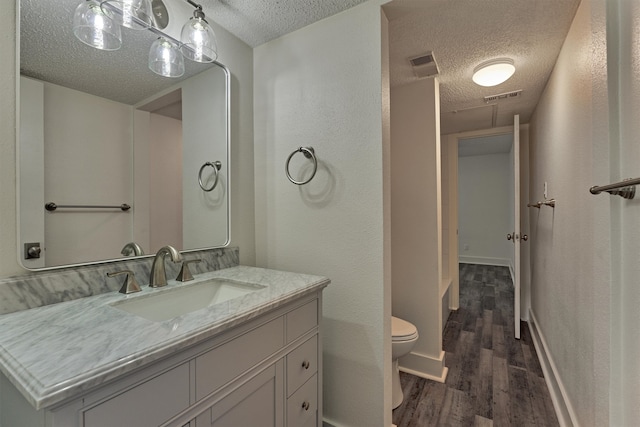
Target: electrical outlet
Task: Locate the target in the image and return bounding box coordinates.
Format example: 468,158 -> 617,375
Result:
463,244 -> 469,251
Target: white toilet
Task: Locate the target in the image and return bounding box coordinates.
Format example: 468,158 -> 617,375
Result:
392,316 -> 419,409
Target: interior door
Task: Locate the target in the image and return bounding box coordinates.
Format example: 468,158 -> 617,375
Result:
512,115 -> 521,340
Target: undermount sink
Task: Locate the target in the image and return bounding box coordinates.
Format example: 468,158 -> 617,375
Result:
110,278 -> 266,322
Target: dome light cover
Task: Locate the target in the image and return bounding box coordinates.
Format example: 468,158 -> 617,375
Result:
472,59 -> 515,87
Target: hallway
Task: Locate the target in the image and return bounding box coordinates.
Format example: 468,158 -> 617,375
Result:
392,264 -> 559,426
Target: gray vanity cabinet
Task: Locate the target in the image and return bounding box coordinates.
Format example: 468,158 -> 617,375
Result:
190,361 -> 284,426
1,292 -> 322,427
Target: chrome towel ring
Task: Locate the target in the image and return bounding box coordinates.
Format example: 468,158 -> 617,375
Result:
198,161 -> 222,192
285,147 -> 317,185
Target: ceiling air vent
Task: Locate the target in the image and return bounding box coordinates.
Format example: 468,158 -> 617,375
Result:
409,52 -> 439,78
484,90 -> 522,103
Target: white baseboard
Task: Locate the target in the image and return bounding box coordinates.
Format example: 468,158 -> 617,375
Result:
399,350 -> 448,383
508,262 -> 514,283
459,256 -> 510,267
528,309 -> 578,427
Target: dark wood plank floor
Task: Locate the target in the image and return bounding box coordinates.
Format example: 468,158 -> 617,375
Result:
392,264 -> 559,427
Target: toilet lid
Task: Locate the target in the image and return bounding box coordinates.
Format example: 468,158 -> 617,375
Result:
392,316 -> 418,340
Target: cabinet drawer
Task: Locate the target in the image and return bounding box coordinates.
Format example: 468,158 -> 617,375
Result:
196,316 -> 284,400
286,335 -> 317,396
286,300 -> 318,343
287,374 -> 317,427
83,363 -> 189,427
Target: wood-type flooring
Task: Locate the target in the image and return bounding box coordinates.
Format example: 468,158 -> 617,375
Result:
392,264 -> 559,426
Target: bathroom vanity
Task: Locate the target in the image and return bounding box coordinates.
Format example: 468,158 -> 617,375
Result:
0,266 -> 329,426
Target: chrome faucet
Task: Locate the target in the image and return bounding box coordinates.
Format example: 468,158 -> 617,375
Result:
121,241 -> 145,257
149,246 -> 183,288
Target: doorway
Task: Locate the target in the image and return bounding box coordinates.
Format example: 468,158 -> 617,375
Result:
443,124 -> 530,337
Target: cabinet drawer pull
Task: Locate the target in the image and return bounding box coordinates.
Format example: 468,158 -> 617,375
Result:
302,401 -> 310,411
302,360 -> 310,370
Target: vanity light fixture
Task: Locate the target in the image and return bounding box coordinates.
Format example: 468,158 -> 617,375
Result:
73,0 -> 217,77
149,37 -> 185,78
100,0 -> 154,30
180,0 -> 218,63
73,0 -> 122,51
472,58 -> 516,87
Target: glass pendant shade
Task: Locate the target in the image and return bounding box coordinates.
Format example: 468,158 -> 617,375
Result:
101,0 -> 154,30
149,37 -> 185,78
73,0 -> 122,51
180,9 -> 217,63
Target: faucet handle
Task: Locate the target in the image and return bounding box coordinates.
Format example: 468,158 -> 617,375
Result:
107,270 -> 142,294
176,259 -> 202,282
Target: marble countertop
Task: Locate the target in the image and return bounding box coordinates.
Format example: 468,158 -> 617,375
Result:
0,266 -> 329,410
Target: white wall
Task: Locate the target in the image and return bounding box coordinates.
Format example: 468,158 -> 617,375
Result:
528,0 -> 610,424
19,77 -> 45,268
441,142 -> 449,281
42,82 -> 133,266
253,2 -> 391,425
149,114 -> 183,252
390,78 -> 446,381
0,2 -> 19,277
458,152 -> 513,267
207,16 -> 256,266
181,67 -> 229,251
607,0 -> 640,423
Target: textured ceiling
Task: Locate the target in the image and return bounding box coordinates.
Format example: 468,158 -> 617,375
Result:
199,0 -> 370,48
21,0 -> 580,134
20,0 -> 213,106
383,0 -> 581,134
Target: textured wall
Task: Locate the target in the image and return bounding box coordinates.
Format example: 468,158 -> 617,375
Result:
41,83 -> 133,265
608,0 -> 640,424
253,1 -> 390,425
149,114 -> 183,252
0,2 -> 20,277
528,0 -> 610,424
390,78 -> 445,378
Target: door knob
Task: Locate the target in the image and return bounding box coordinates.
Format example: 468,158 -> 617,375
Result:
507,233 -> 513,241
522,234 -> 528,241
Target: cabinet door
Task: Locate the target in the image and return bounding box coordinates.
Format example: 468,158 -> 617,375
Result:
82,363 -> 189,427
197,362 -> 283,427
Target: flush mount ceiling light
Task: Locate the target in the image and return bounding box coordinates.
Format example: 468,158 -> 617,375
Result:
472,58 -> 516,87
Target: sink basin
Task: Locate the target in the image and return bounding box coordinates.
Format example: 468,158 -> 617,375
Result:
110,278 -> 266,322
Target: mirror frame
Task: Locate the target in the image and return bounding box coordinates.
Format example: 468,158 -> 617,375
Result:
16,0 -> 231,271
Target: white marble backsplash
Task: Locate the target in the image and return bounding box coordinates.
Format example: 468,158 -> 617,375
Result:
0,247 -> 239,315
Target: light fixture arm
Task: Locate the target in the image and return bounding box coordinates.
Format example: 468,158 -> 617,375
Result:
186,0 -> 203,12
185,1 -> 207,21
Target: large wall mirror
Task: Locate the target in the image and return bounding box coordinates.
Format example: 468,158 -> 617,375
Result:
18,0 -> 230,270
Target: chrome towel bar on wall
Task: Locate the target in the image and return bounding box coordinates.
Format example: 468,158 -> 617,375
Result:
589,177 -> 640,199
45,202 -> 131,211
285,147 -> 318,185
